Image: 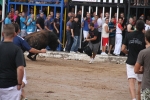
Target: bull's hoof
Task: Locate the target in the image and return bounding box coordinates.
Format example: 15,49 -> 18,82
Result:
27,55 -> 36,61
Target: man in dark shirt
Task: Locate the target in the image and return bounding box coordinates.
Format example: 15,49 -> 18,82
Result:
0,24 -> 24,100
0,10 -> 3,38
70,17 -> 81,53
12,23 -> 46,99
122,20 -> 145,100
36,12 -> 45,31
53,12 -> 60,38
86,23 -> 100,64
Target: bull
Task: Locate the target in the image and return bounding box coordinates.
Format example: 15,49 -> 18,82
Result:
24,30 -> 62,61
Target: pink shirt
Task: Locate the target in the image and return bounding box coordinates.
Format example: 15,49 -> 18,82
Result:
13,15 -> 17,21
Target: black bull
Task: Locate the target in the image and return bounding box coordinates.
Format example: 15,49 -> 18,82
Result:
24,30 -> 59,61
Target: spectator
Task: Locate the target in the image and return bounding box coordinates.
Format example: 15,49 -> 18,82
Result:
92,12 -> 96,21
125,17 -> 135,38
44,14 -> 53,32
81,13 -> 92,39
113,18 -> 124,56
105,12 -> 109,19
37,10 -> 46,20
20,12 -> 27,37
85,23 -> 100,64
108,17 -> 116,55
10,7 -> 15,22
132,16 -> 137,26
28,8 -> 34,18
49,11 -> 54,30
67,12 -> 72,22
97,13 -> 103,43
76,10 -> 82,24
134,0 -> 140,5
120,13 -> 127,40
36,12 -> 45,31
0,24 -> 24,100
70,17 -> 81,53
122,20 -> 145,100
93,15 -> 99,29
65,16 -> 74,52
134,30 -> 150,100
145,19 -> 150,31
53,12 -> 60,38
27,14 -> 36,34
15,11 -> 21,29
14,10 -> 18,22
5,12 -> 12,24
101,18 -> 112,56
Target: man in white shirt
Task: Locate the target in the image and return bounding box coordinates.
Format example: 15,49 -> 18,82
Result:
101,18 -> 112,55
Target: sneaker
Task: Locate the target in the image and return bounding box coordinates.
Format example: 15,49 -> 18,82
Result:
70,51 -> 76,54
101,52 -> 108,56
89,59 -> 94,64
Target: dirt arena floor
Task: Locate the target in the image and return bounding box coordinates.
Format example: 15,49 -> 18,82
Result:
24,57 -> 132,100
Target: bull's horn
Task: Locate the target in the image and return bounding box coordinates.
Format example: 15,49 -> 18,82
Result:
57,39 -> 63,46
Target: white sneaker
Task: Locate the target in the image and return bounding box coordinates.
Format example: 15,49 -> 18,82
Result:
101,52 -> 108,56
89,58 -> 94,64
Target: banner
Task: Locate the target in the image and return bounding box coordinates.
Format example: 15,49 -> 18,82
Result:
72,0 -> 97,2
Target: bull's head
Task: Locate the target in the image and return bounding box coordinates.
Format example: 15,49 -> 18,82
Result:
48,31 -> 59,51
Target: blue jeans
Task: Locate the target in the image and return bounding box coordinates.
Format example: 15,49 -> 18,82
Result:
70,36 -> 80,52
65,31 -> 73,52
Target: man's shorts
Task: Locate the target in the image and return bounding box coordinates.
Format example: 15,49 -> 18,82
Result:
102,37 -> 109,46
109,37 -> 115,45
89,42 -> 100,54
141,88 -> 150,100
0,86 -> 21,100
126,64 -> 143,82
83,31 -> 89,39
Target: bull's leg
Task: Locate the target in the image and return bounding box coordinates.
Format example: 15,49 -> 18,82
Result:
33,54 -> 38,61
27,52 -> 36,61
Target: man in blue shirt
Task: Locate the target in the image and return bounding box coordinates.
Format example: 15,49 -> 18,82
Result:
45,14 -> 53,32
27,14 -> 36,34
20,12 -> 27,37
4,12 -> 12,24
81,13 -> 92,39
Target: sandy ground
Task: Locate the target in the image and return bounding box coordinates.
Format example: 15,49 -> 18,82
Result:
24,57 -> 132,100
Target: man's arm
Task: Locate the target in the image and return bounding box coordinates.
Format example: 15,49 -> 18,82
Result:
53,19 -> 59,33
134,51 -> 144,74
121,44 -> 128,54
44,21 -> 52,32
105,25 -> 112,33
127,24 -> 134,32
17,66 -> 24,86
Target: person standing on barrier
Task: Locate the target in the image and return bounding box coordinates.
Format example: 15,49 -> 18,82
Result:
0,24 -> 24,100
85,23 -> 100,64
122,20 -> 145,100
70,17 -> 81,53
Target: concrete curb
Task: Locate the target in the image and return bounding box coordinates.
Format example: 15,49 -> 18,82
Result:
24,51 -> 127,64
